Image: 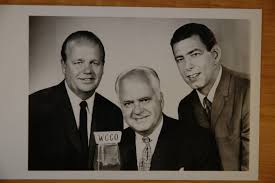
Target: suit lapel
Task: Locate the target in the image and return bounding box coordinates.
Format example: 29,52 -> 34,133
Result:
190,91 -> 211,128
211,67 -> 230,128
122,129 -> 138,170
151,116 -> 168,170
127,132 -> 138,170
151,115 -> 180,170
57,81 -> 82,153
88,93 -> 99,169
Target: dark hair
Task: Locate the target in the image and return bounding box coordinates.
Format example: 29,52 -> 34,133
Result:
170,23 -> 217,51
61,30 -> 105,63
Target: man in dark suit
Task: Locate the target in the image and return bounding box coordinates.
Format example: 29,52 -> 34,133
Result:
170,23 -> 250,170
29,31 -> 123,170
115,66 -> 221,170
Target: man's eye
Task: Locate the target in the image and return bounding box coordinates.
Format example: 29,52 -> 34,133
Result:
91,60 -> 102,66
140,98 -> 150,104
176,57 -> 184,63
190,52 -> 201,57
123,102 -> 133,108
73,61 -> 83,65
91,61 -> 99,65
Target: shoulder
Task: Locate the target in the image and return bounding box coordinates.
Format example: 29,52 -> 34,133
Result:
162,114 -> 187,135
178,90 -> 196,110
29,83 -> 63,105
163,114 -> 179,127
120,127 -> 135,144
94,93 -> 123,121
223,66 -> 250,89
94,93 -> 123,130
95,93 -> 121,112
28,83 -> 65,123
122,127 -> 134,137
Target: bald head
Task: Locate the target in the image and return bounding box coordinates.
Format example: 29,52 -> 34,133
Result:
115,66 -> 161,100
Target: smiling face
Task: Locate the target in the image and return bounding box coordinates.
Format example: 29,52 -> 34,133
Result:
172,35 -> 221,95
118,74 -> 163,136
62,40 -> 104,100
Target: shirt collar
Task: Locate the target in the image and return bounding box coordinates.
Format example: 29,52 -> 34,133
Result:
65,81 -> 95,112
197,66 -> 222,107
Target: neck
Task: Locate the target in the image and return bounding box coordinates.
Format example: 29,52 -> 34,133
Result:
198,65 -> 220,96
77,91 -> 95,100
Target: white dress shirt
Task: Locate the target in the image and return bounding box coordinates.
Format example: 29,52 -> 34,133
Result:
65,81 -> 95,143
197,66 -> 222,108
135,116 -> 163,168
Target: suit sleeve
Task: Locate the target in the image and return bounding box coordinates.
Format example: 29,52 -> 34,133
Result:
178,99 -> 192,123
178,100 -> 184,121
28,94 -> 41,170
240,82 -> 250,171
194,128 -> 222,170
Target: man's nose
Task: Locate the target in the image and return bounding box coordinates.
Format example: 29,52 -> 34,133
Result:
185,58 -> 194,70
83,64 -> 94,74
133,103 -> 143,115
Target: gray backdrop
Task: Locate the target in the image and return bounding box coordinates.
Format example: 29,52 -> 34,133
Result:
29,17 -> 250,119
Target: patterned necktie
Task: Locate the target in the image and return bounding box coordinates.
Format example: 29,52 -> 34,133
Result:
139,136 -> 152,171
203,97 -> 212,124
79,101 -> 88,166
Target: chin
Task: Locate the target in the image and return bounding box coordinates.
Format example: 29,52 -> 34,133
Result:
132,125 -> 150,133
189,82 -> 203,89
80,86 -> 96,92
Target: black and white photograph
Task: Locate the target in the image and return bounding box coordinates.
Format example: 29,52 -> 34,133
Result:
0,5 -> 261,180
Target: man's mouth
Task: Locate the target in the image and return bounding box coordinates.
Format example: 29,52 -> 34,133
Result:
79,78 -> 95,84
187,73 -> 200,80
133,116 -> 149,121
79,78 -> 95,82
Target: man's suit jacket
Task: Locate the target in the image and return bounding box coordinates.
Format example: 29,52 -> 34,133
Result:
119,114 -> 221,170
178,66 -> 250,170
29,81 -> 123,170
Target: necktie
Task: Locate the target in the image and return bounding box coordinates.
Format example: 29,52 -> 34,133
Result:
139,136 -> 152,171
203,97 -> 212,123
79,101 -> 88,166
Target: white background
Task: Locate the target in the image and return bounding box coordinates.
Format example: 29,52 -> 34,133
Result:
0,5 -> 261,180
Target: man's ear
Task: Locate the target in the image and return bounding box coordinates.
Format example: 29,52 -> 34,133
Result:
61,59 -> 66,75
160,92 -> 164,110
211,45 -> 221,64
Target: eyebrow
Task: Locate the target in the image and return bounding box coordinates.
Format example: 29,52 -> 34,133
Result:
175,55 -> 184,60
72,59 -> 84,62
138,97 -> 151,101
186,48 -> 202,55
175,48 -> 202,60
122,100 -> 133,103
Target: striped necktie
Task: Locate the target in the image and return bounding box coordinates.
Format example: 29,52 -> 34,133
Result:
139,136 -> 152,171
203,97 -> 212,125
